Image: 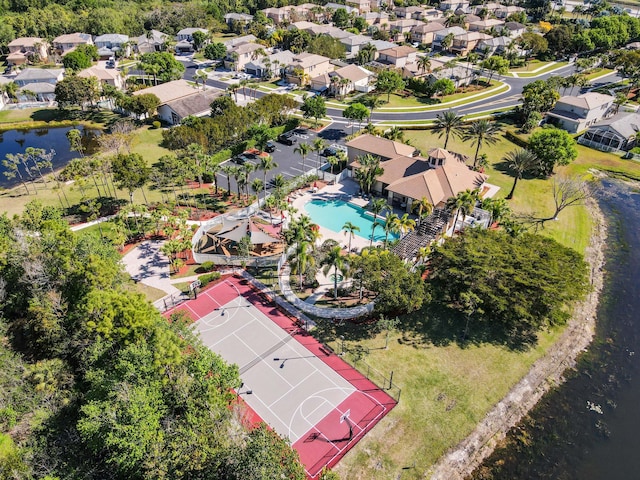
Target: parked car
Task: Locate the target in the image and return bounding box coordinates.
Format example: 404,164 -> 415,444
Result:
277,133 -> 296,146
264,141 -> 276,153
321,144 -> 347,157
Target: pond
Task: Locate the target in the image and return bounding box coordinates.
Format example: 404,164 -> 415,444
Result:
0,126 -> 100,188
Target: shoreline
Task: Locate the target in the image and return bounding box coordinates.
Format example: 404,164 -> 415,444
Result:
428,195 -> 607,480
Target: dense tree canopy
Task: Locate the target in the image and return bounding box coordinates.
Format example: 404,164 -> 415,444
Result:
427,229 -> 589,346
527,126 -> 578,176
0,207 -> 306,479
139,52 -> 185,82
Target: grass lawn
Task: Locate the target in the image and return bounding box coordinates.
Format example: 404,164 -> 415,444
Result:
324,320 -> 561,479
583,68 -> 615,81
510,60 -> 555,72
131,125 -> 172,165
170,264 -> 201,279
514,62 -> 569,77
0,108 -> 120,130
128,281 -> 168,302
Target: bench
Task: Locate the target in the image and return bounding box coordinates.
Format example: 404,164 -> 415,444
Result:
319,344 -> 335,356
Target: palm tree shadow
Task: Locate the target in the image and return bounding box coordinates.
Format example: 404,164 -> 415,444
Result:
493,160 -> 538,180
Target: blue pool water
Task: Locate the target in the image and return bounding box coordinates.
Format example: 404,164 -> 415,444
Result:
304,199 -> 399,243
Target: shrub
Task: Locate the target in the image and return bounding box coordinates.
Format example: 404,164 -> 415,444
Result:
199,271 -> 221,286
152,121 -> 161,129
200,261 -> 215,272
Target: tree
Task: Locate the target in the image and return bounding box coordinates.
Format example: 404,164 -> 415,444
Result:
307,35 -> 346,59
427,229 -> 589,346
462,120 -> 501,168
289,241 -> 314,289
321,245 -> 348,299
54,76 -> 99,110
375,70 -> 405,102
294,142 -> 311,174
521,79 -> 560,117
191,30 -> 207,51
258,155 -> 277,202
441,32 -> 455,52
139,52 -> 185,82
332,8 -> 350,29
204,42 -> 226,60
396,213 -> 416,235
111,153 -> 151,205
353,153 -> 383,196
517,32 -> 548,57
368,197 -> 388,246
526,176 -> 591,230
503,148 -> 538,200
412,196 -> 433,224
528,126 -> 578,177
480,56 -> 509,83
434,110 -> 465,149
431,78 -> 455,97
544,24 -> 573,57
133,93 -> 161,119
342,221 -> 360,252
62,50 -> 92,71
417,55 -> 432,74
300,94 -> 326,127
343,103 -> 370,134
356,43 -> 377,65
446,189 -> 479,233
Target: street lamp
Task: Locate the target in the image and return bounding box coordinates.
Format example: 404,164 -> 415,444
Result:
339,335 -> 345,356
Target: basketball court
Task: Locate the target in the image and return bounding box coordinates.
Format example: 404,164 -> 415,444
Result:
164,276 -> 397,478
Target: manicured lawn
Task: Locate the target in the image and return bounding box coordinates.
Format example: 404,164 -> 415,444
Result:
170,264 -> 201,278
510,60 -> 555,72
514,62 -> 569,77
131,125 -> 172,165
0,108 -> 57,124
582,68 -> 615,81
129,281 -> 168,302
325,321 -> 561,479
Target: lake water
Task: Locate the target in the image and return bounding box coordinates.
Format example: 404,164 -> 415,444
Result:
472,179 -> 640,480
0,126 -> 100,188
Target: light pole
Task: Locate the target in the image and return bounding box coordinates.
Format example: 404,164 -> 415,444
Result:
339,335 -> 345,356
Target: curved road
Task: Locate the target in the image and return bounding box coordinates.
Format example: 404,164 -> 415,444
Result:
181,59 -> 622,124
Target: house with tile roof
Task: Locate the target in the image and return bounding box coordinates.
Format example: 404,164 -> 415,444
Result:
378,45 -> 418,68
53,33 -> 92,55
346,134 -> 487,212
286,52 -> 333,86
78,65 -> 124,89
224,41 -> 264,71
578,112 -> 640,152
7,37 -> 49,65
94,34 -> 130,58
14,68 -> 64,87
310,64 -> 375,94
546,92 -> 615,133
158,89 -> 223,125
134,30 -> 168,54
411,22 -> 447,45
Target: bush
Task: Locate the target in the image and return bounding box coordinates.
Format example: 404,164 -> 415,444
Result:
199,271 -> 221,286
152,121 -> 161,129
200,261 -> 215,272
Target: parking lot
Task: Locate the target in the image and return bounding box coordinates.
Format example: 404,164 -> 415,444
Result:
216,123 -> 351,196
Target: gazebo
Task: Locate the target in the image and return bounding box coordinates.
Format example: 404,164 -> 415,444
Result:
196,217 -> 282,257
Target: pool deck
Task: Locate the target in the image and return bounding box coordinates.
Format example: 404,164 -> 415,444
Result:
291,179 -> 397,252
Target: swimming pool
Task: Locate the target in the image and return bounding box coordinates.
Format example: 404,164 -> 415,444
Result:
304,199 -> 399,243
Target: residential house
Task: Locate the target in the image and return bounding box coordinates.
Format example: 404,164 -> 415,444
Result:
244,49 -> 295,78
346,134 -> 486,212
394,6 -> 425,18
426,60 -> 475,87
52,33 -> 93,55
472,2 -> 502,15
422,8 -> 444,20
94,34 -> 130,59
135,30 -> 168,54
369,39 -> 397,52
438,0 -> 470,12
494,5 -> 526,18
347,0 -> 371,14
14,68 -> 64,87
14,68 -> 64,103
476,36 -> 514,56
378,45 -> 418,68
325,2 -> 359,14
388,19 -> 423,40
451,31 -> 492,56
261,4 -> 314,23
223,13 -> 254,29
7,37 -> 49,65
311,63 -> 375,94
432,26 -> 466,51
360,11 -> 390,26
176,28 -> 209,43
502,21 -> 526,38
340,35 -> 375,57
546,92 -> 615,133
78,65 -> 124,89
225,42 -> 264,72
159,89 -> 223,125
578,112 -> 640,152
411,22 -> 447,46
223,35 -> 257,48
286,52 -> 332,85
467,18 -> 505,32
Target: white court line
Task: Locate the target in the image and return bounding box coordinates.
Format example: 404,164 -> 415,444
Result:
299,397 -> 331,424
268,368 -> 321,405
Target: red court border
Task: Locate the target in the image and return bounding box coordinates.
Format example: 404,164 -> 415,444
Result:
163,275 -> 397,478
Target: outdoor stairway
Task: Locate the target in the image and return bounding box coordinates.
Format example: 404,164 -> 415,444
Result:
392,208 -> 450,260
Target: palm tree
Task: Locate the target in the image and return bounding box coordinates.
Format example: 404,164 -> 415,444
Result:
294,142 -> 311,174
417,56 -> 432,75
290,240 -> 315,290
258,155 -> 278,200
251,178 -> 264,203
321,245 -> 348,299
383,126 -> 404,141
221,164 -> 236,195
369,198 -> 388,246
210,162 -> 221,195
441,33 -> 455,52
462,119 -> 501,168
383,212 -> 399,249
342,221 -> 360,252
312,138 -> 327,170
412,196 -> 433,224
504,148 -> 538,200
194,70 -> 208,90
414,245 -> 431,266
446,189 -> 479,233
361,94 -> 384,122
434,110 -> 465,149
396,213 -> 416,236
354,153 -> 384,195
